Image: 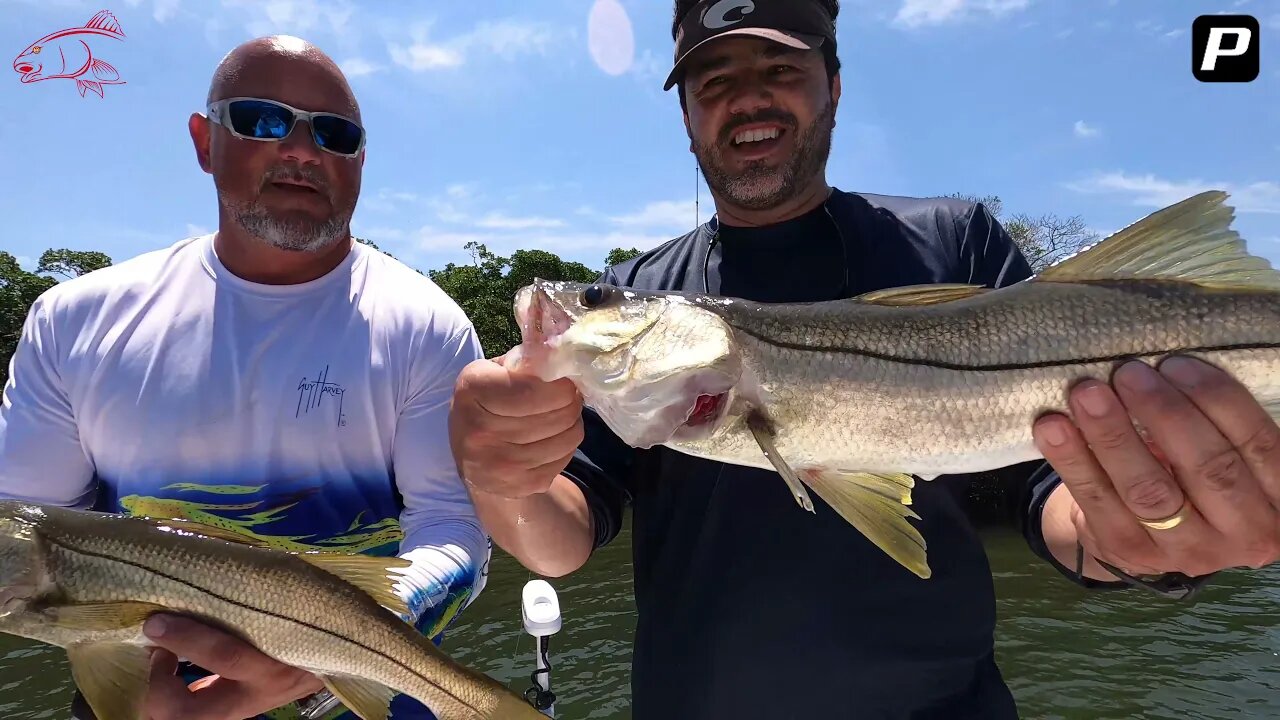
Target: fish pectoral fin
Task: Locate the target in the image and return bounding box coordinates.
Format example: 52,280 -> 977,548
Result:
800,469 -> 931,580
320,674 -> 396,720
298,553 -> 412,618
854,283 -> 989,306
66,643 -> 152,720
45,601 -> 166,630
1035,190 -> 1280,291
745,410 -> 815,513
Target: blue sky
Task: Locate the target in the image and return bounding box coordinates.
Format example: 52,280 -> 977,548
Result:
3,0 -> 1277,276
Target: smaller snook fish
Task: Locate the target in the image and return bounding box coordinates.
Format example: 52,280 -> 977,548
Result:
13,10 -> 126,98
0,501 -> 543,720
506,191 -> 1280,580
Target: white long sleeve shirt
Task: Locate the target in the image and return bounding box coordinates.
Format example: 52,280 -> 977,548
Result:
0,234 -> 490,707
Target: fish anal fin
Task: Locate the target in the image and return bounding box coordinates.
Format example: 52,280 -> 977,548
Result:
90,58 -> 120,81
299,553 -> 412,617
800,469 -> 931,579
745,410 -> 815,513
1036,190 -> 1280,292
45,601 -> 166,631
86,10 -> 125,36
855,283 -> 989,306
66,643 -> 151,720
320,674 -> 396,720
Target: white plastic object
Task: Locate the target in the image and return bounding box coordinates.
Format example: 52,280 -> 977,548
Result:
522,579 -> 562,637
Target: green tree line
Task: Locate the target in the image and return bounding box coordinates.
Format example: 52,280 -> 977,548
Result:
1,197 -> 1095,389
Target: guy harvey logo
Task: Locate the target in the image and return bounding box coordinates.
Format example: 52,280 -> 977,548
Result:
296,365 -> 347,427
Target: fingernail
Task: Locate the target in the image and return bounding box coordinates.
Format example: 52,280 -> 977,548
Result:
1159,356 -> 1203,389
1037,418 -> 1069,447
1115,361 -> 1160,393
144,615 -> 168,638
1077,383 -> 1114,418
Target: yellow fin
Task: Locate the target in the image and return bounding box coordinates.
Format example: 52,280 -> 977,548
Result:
66,643 -> 152,720
855,283 -> 988,306
320,674 -> 397,720
45,601 -> 166,631
745,410 -> 815,513
801,469 -> 931,579
299,553 -> 412,617
1036,190 -> 1280,291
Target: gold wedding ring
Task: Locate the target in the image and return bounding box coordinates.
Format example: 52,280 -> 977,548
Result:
1137,501 -> 1189,531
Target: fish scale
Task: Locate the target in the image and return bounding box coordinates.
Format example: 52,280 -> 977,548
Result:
511,190 -> 1280,581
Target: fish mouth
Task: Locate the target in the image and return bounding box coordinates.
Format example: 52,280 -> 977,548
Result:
17,69 -> 39,82
516,283 -> 573,346
683,392 -> 727,427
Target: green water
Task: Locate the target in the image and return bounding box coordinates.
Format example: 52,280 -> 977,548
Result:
1,525 -> 1277,719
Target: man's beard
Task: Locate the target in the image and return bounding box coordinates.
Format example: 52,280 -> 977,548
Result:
694,99 -> 834,211
221,167 -> 351,253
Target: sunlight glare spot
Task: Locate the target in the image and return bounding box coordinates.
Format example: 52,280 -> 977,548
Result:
588,0 -> 634,76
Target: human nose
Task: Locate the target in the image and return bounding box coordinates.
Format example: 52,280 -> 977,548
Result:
277,119 -> 324,164
725,77 -> 773,116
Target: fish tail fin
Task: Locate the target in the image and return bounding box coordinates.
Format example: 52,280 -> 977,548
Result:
801,469 -> 931,579
1036,190 -> 1280,292
86,10 -> 125,36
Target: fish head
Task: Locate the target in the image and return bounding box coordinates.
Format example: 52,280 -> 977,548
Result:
510,279 -> 743,449
12,37 -> 56,82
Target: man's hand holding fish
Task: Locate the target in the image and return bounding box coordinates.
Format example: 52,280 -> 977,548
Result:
1035,356 -> 1280,586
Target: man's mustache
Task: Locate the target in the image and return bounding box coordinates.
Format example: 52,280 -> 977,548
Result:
719,109 -> 797,144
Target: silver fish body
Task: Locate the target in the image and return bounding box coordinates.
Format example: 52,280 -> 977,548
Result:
508,191 -> 1280,579
0,501 -> 543,720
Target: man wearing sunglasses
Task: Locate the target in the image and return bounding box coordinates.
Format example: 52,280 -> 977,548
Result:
0,36 -> 488,720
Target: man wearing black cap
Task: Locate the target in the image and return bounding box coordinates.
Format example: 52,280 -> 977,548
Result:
449,0 -> 1230,717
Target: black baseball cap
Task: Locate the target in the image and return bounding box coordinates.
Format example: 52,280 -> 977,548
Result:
664,0 -> 836,91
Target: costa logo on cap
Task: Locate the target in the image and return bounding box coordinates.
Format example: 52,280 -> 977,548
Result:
702,0 -> 756,29
665,0 -> 837,91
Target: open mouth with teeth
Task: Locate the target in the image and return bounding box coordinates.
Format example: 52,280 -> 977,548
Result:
728,125 -> 787,158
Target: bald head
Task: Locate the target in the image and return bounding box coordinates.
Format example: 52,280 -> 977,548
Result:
206,35 -> 358,121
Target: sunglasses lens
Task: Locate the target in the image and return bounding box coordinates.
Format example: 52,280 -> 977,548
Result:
311,115 -> 364,155
227,99 -> 294,139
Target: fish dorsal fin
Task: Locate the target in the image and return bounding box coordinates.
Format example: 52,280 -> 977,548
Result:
1036,190 -> 1280,291
855,283 -> 989,306
139,515 -> 276,549
85,10 -> 124,36
298,553 -> 412,618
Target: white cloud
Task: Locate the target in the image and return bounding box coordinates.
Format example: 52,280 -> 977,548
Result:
220,0 -> 357,41
474,213 -> 566,230
607,200 -> 698,229
185,223 -> 211,237
1073,120 -> 1100,139
416,227 -> 668,255
892,0 -> 1030,29
389,18 -> 563,73
124,0 -> 180,23
16,256 -> 34,271
1065,172 -> 1280,215
340,57 -> 381,78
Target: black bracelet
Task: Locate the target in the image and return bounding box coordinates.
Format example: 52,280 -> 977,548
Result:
1077,541 -> 1217,601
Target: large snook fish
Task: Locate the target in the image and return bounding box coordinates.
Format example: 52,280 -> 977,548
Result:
0,501 -> 543,720
505,191 -> 1280,581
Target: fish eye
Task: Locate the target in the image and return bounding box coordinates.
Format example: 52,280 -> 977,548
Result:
580,284 -> 613,308
32,47 -> 41,54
